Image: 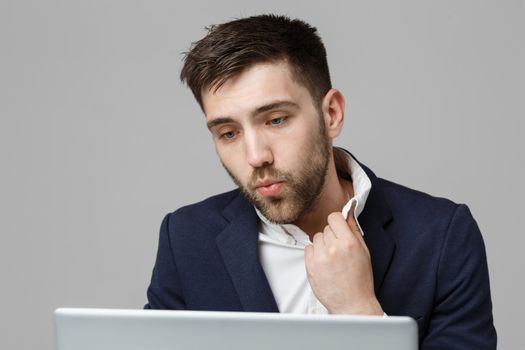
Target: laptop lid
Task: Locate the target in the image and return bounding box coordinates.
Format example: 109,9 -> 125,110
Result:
54,308 -> 418,350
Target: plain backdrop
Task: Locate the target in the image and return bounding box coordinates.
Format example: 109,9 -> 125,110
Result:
0,1 -> 523,349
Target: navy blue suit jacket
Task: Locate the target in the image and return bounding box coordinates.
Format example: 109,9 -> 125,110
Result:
145,161 -> 497,349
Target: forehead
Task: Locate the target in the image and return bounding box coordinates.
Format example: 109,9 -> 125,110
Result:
201,61 -> 314,120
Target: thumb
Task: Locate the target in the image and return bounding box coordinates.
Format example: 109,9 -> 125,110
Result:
347,200 -> 368,250
346,200 -> 361,233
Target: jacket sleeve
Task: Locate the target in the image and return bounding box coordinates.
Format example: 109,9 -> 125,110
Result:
421,204 -> 497,349
144,213 -> 187,310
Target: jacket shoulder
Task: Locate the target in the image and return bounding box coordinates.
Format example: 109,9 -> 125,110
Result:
378,177 -> 460,217
374,177 -> 469,245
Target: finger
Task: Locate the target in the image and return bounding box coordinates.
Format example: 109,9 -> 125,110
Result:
322,224 -> 337,244
312,231 -> 325,247
346,201 -> 361,234
327,211 -> 354,239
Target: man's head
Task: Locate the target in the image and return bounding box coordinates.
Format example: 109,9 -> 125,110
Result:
180,15 -> 346,224
180,14 -> 332,111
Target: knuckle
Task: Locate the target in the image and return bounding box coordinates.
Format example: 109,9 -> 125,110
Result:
327,247 -> 338,257
342,239 -> 357,251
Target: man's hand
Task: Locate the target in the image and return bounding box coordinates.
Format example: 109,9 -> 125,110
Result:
304,201 -> 383,315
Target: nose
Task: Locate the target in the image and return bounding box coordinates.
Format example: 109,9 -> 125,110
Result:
244,130 -> 273,168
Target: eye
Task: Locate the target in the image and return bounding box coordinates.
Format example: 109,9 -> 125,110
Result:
220,130 -> 237,140
269,116 -> 287,126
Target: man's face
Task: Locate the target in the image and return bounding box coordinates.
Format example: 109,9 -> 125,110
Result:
202,61 -> 330,224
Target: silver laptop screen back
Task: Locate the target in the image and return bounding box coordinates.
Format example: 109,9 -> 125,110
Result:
54,308 -> 418,350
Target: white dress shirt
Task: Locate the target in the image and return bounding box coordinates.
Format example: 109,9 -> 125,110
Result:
256,151 -> 372,314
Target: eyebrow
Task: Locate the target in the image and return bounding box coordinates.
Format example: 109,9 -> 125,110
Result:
206,117 -> 235,130
252,100 -> 299,117
206,100 -> 299,130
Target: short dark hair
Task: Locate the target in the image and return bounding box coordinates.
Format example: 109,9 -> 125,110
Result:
180,14 -> 332,110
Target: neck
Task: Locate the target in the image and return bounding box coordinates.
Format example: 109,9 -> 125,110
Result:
293,155 -> 354,239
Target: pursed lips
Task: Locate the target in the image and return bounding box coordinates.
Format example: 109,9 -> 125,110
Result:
254,179 -> 285,196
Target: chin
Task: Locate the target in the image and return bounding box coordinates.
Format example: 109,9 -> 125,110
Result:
258,201 -> 302,224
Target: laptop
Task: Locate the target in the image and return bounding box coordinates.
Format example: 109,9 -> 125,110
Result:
54,308 -> 418,350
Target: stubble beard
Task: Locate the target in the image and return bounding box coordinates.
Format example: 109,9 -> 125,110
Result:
222,120 -> 331,224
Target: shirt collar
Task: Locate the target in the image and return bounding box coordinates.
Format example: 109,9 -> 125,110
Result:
255,149 -> 372,246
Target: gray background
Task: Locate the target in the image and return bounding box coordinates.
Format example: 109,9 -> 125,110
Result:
0,0 -> 523,349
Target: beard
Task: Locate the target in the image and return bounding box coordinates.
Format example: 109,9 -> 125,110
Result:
222,118 -> 331,224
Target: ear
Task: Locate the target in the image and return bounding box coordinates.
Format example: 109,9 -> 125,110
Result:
321,88 -> 346,139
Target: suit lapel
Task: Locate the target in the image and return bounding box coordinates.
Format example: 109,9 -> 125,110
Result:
360,211 -> 396,294
215,193 -> 279,312
358,161 -> 396,294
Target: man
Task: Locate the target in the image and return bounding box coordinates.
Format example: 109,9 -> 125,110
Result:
145,14 -> 497,348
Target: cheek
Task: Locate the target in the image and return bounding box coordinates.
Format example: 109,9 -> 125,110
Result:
273,123 -> 313,168
217,144 -> 250,181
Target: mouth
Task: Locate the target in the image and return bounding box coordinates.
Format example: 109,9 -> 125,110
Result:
255,180 -> 285,197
